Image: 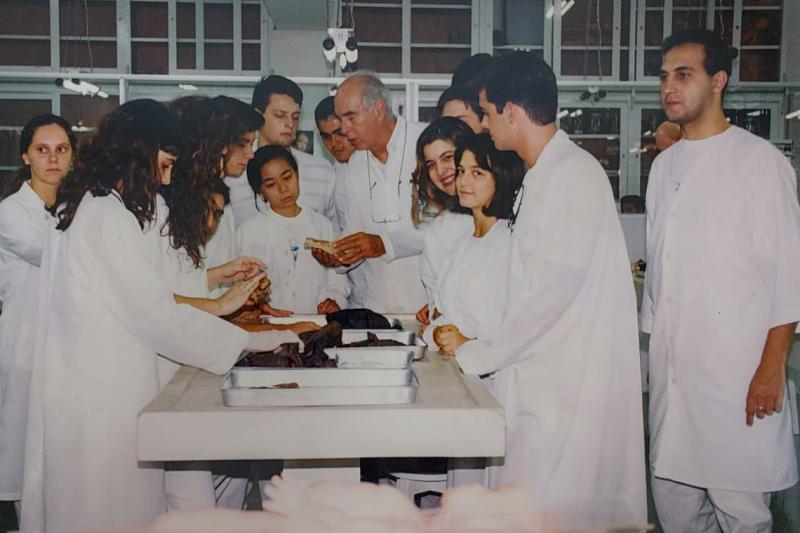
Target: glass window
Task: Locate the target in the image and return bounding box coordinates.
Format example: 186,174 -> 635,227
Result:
59,0 -> 117,68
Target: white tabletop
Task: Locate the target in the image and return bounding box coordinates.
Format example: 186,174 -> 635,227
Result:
137,349 -> 505,462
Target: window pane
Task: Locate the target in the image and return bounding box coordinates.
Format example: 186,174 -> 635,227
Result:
561,50 -> 612,77
242,4 -> 261,40
204,3 -> 233,40
0,99 -> 52,127
741,10 -> 781,46
177,43 -> 196,69
177,2 -> 196,39
132,42 -> 168,74
347,7 -> 401,43
671,8 -> 707,33
131,2 -> 168,39
739,49 -> 780,81
356,46 -> 401,73
412,0 -> 469,5
562,0 -> 613,46
59,40 -> 116,68
493,0 -> 545,47
60,94 -> 119,129
204,42 -> 233,70
0,39 -> 50,66
620,50 -> 629,81
411,47 -> 470,74
644,49 -> 661,77
0,131 -> 22,167
411,8 -> 470,45
713,8 -> 735,45
59,0 -> 116,37
242,43 -> 260,71
644,11 -> 663,46
743,0 -> 780,5
725,108 -> 771,137
0,0 -> 49,35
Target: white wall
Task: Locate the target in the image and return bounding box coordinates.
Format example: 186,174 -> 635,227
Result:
268,30 -> 331,78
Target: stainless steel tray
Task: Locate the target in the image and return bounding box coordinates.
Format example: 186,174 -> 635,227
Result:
324,347 -> 414,369
222,368 -> 418,407
261,314 -> 403,329
340,330 -> 427,361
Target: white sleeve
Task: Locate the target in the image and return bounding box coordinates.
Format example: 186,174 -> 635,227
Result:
332,164 -> 349,234
0,202 -> 48,267
455,161 -> 608,376
378,223 -> 425,263
419,226 -> 438,309
92,208 -> 248,375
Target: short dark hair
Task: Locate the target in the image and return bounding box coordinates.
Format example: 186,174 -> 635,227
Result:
483,51 -> 558,126
436,85 -> 483,121
251,75 -> 303,113
246,144 -> 298,204
314,95 -> 336,127
662,30 -> 738,94
452,53 -> 493,88
453,133 -> 526,220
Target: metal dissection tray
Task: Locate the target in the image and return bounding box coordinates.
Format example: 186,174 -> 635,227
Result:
324,347 -> 414,369
339,330 -> 427,361
222,368 -> 418,407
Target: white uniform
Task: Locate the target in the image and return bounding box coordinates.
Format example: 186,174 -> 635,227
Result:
224,146 -> 337,229
333,161 -> 367,309
642,127 -> 800,528
204,204 -> 236,270
20,192 -> 249,533
235,205 -> 348,313
455,131 -> 646,529
338,116 -> 428,313
0,182 -> 55,501
419,211 -> 473,312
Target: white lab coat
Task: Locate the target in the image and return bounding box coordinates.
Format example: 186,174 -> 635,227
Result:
204,204 -> 236,270
235,205 -> 348,313
642,126 -> 800,491
0,182 -> 54,500
20,192 -> 249,533
338,116 -> 428,313
419,211 -> 473,311
455,130 -> 646,529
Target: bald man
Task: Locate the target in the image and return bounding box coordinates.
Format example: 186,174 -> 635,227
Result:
654,120 -> 681,152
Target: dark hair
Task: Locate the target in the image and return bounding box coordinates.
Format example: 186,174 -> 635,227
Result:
246,145 -> 298,206
453,133 -> 525,220
52,99 -> 183,232
436,85 -> 483,121
662,30 -> 738,93
483,51 -> 558,126
314,95 -> 336,127
452,53 -> 493,88
164,95 -> 263,267
210,178 -> 230,206
251,75 -> 303,113
2,113 -> 76,199
411,117 -> 475,224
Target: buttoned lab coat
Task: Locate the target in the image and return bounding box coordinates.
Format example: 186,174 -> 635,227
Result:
235,205 -> 349,313
642,126 -> 800,492
338,116 -> 428,313
419,211 -> 473,312
455,131 -> 647,529
20,192 -> 249,533
0,182 -> 55,500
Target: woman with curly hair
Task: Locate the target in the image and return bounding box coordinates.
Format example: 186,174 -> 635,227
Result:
20,99 -> 300,533
411,117 -> 475,325
0,114 -> 75,520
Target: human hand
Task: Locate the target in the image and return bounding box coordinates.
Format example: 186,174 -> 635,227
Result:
214,273 -> 265,316
210,256 -> 266,287
257,300 -> 294,318
416,304 -> 430,326
433,324 -> 469,356
317,298 -> 341,314
334,232 -> 385,265
311,248 -> 344,268
745,361 -> 786,426
246,330 -> 303,352
286,321 -> 321,335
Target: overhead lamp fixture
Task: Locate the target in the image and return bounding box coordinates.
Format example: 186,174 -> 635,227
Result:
323,28 -> 358,71
546,0 -> 575,19
55,78 -> 108,99
786,109 -> 800,120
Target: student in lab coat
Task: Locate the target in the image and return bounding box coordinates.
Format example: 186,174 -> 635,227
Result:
411,117 -> 474,324
19,99 -> 300,533
236,145 -> 348,314
0,114 -> 75,520
643,31 -> 800,531
439,52 -> 646,529
436,85 -> 485,134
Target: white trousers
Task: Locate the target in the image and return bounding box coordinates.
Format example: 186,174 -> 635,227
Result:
652,476 -> 772,533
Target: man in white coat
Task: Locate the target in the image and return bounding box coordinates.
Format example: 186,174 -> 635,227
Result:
436,51 -> 647,529
323,72 -> 427,313
643,30 -> 800,531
